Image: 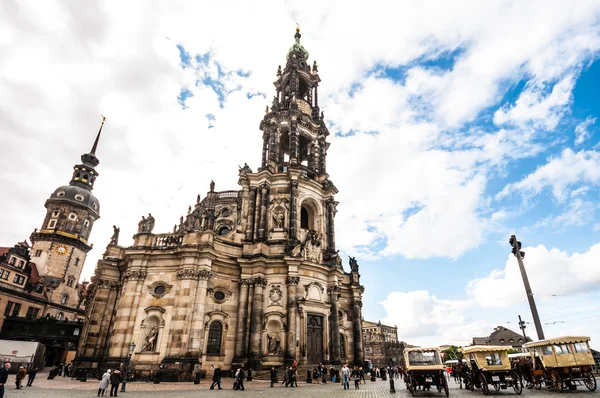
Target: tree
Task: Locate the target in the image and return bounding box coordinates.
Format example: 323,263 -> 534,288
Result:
441,346 -> 463,360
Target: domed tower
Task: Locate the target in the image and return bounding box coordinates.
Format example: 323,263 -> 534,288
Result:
29,117 -> 105,311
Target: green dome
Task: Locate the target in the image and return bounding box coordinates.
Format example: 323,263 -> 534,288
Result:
287,29 -> 309,60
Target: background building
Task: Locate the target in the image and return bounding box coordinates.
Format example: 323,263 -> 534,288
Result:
363,320 -> 404,367
0,122 -> 104,366
76,29 -> 365,381
472,326 -> 532,351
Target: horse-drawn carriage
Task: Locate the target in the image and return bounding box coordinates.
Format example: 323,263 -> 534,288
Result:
460,345 -> 522,395
523,336 -> 596,393
404,347 -> 449,396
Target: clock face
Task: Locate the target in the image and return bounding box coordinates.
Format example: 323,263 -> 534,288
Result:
55,245 -> 68,255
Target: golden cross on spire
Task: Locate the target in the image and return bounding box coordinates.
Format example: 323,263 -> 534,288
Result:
101,114 -> 106,125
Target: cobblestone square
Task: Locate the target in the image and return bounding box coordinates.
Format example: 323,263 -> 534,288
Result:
3,372 -> 598,397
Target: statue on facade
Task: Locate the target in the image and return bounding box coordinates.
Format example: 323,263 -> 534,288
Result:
210,180 -> 215,192
304,230 -> 323,263
196,194 -> 201,205
312,60 -> 318,73
141,326 -> 158,352
137,213 -> 155,233
272,212 -> 284,229
109,225 -> 120,245
238,163 -> 252,176
267,332 -> 282,355
349,256 -> 359,272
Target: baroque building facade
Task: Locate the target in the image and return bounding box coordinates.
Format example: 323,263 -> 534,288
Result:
362,320 -> 404,368
0,121 -> 105,364
76,29 -> 365,380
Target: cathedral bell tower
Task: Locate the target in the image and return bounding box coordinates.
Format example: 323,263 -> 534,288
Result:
29,117 -> 105,310
240,28 -> 339,264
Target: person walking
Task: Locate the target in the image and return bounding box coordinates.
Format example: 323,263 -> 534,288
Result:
0,362 -> 11,398
359,367 -> 366,384
352,367 -> 360,390
26,367 -> 38,387
15,366 -> 26,389
210,365 -> 222,390
269,367 -> 277,387
235,368 -> 245,391
341,364 -> 350,390
98,369 -> 111,396
109,369 -> 121,396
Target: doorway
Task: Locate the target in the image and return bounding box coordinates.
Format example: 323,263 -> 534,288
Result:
306,314 -> 323,364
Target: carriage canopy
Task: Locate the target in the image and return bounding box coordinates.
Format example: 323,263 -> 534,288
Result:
523,336 -> 594,368
459,345 -> 511,371
404,347 -> 444,371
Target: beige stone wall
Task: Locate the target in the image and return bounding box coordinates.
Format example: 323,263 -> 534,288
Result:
0,292 -> 45,330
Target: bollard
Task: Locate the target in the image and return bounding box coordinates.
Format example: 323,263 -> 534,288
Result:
389,377 -> 395,393
306,370 -> 312,384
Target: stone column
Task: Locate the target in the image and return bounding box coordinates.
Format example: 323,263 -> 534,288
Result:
120,269 -> 147,358
285,276 -> 299,362
257,185 -> 268,241
312,140 -> 320,173
245,187 -> 256,241
289,180 -> 299,242
352,300 -> 364,366
249,277 -> 267,369
188,270 -> 213,357
234,279 -> 250,360
261,133 -> 268,169
245,282 -> 254,357
326,200 -> 337,254
328,286 -> 341,364
319,137 -> 326,174
253,188 -> 262,242
289,120 -> 299,165
268,129 -> 278,168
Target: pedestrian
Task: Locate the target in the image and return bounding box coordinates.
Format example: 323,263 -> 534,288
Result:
0,362 -> 11,398
281,367 -> 288,387
330,366 -> 336,383
66,361 -> 73,377
15,366 -> 26,389
321,366 -> 327,384
98,369 -> 111,396
210,365 -> 222,390
26,367 -> 38,387
352,367 -> 360,390
109,369 -> 121,396
236,368 -> 245,391
359,367 -> 366,384
286,367 -> 294,388
269,367 -> 277,387
292,367 -> 298,387
341,364 -> 350,390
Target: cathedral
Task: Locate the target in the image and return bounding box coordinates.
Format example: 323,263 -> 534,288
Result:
76,28 -> 365,381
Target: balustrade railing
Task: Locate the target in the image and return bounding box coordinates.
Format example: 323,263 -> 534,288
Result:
153,234 -> 183,247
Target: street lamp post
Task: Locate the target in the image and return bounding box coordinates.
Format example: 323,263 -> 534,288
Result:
121,342 -> 136,392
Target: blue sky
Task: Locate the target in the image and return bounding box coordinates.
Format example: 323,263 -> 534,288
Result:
1,0 -> 600,347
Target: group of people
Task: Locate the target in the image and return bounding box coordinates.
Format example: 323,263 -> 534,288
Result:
209,364 -> 245,391
277,366 -> 298,387
0,362 -> 39,395
97,369 -> 122,397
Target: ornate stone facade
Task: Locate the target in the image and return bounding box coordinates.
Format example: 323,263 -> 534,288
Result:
76,29 -> 365,381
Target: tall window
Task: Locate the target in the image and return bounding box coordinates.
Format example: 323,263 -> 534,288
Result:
56,312 -> 64,320
4,302 -> 14,316
13,275 -> 25,285
67,278 -> 74,287
9,257 -> 16,265
26,307 -> 40,318
301,207 -> 309,229
17,260 -> 24,269
206,321 -> 223,355
35,250 -> 42,257
74,258 -> 80,266
61,294 -> 69,305
10,303 -> 21,317
0,270 -> 9,280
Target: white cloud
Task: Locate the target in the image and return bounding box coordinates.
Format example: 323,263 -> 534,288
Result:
498,148 -> 600,201
575,116 -> 596,145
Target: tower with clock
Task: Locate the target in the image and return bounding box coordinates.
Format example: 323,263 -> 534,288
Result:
28,118 -> 105,314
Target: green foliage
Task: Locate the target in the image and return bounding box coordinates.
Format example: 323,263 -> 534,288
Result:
442,346 -> 463,360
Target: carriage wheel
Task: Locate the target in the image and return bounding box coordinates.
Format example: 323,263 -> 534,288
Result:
444,384 -> 449,397
551,371 -> 563,393
584,373 -> 597,392
512,372 -> 523,395
479,373 -> 489,396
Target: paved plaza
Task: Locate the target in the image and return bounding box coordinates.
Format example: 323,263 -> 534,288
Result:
3,372 -> 599,397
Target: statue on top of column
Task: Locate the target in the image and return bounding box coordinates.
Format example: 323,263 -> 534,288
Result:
109,225 -> 120,245
349,256 -> 359,272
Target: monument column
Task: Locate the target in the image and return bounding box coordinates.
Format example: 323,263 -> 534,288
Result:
289,180 -> 299,243
352,300 -> 364,366
249,277 -> 267,368
285,276 -> 299,363
234,278 -> 250,361
328,285 -> 341,364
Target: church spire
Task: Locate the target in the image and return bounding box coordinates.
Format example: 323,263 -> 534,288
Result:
71,116 -> 105,190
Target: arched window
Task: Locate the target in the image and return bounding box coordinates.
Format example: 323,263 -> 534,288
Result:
340,333 -> 346,359
206,321 -> 223,355
301,207 -> 309,229
61,294 -> 69,305
218,227 -> 230,236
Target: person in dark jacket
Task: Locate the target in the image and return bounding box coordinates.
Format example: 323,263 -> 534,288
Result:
269,367 -> 277,387
210,365 -> 222,390
109,370 -> 121,397
0,362 -> 12,398
234,368 -> 245,391
26,367 -> 38,387
15,366 -> 26,389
